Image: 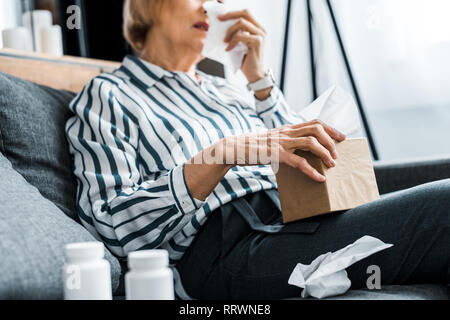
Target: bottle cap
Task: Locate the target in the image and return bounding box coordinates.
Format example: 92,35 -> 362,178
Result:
128,250 -> 169,270
65,242 -> 104,262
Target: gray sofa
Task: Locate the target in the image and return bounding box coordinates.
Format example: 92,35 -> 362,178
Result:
0,72 -> 448,300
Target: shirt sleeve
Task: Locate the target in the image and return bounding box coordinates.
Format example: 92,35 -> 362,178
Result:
254,85 -> 305,129
66,77 -> 204,257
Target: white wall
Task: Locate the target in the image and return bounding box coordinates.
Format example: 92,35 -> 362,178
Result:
0,0 -> 22,48
308,0 -> 450,160
284,0 -> 314,112
334,0 -> 450,111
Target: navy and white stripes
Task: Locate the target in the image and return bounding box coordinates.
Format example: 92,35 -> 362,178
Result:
66,54 -> 303,262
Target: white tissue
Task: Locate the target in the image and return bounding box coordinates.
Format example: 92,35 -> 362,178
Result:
202,1 -> 248,73
288,236 -> 393,299
299,86 -> 363,138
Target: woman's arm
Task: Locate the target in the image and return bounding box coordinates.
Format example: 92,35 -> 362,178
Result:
184,120 -> 346,201
184,156 -> 233,201
219,10 -> 304,129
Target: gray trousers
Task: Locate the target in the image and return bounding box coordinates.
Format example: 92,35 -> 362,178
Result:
177,157 -> 450,299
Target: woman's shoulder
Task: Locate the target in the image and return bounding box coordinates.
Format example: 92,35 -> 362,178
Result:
83,70 -> 130,93
71,69 -> 139,109
70,69 -> 138,114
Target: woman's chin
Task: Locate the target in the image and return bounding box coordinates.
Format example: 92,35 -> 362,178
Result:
189,40 -> 206,55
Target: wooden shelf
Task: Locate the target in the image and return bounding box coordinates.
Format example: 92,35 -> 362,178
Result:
0,49 -> 121,92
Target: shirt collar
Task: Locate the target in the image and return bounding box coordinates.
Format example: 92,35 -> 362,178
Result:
120,54 -> 175,89
120,54 -> 227,89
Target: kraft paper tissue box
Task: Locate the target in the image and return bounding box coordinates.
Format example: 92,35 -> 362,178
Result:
276,138 -> 380,223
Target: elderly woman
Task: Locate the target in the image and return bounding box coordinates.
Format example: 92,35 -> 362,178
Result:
66,0 -> 449,299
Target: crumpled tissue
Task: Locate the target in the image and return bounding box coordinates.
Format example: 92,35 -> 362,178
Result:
202,1 -> 248,73
298,85 -> 363,138
288,236 -> 393,299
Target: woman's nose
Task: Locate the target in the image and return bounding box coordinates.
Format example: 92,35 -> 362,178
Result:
201,0 -> 223,13
200,0 -> 211,13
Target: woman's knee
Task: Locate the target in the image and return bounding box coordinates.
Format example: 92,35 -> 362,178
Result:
418,179 -> 449,210
403,179 -> 450,225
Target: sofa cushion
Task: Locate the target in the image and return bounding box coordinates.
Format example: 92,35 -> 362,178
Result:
0,152 -> 121,299
0,72 -> 77,220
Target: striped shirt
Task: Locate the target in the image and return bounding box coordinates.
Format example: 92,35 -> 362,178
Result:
66,54 -> 302,264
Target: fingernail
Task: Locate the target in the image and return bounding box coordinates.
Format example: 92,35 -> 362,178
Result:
314,170 -> 326,180
329,159 -> 336,167
332,150 -> 338,159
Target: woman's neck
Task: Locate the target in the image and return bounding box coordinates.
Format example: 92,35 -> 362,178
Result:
140,29 -> 200,80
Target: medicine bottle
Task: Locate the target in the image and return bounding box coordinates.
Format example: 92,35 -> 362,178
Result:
125,249 -> 174,300
63,242 -> 112,300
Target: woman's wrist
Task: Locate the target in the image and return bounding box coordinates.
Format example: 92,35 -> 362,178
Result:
246,69 -> 266,84
247,69 -> 273,101
254,87 -> 273,101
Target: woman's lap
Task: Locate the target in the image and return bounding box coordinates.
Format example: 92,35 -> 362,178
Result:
177,179 -> 450,299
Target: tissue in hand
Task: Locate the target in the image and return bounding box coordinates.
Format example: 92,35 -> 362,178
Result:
202,1 -> 248,73
288,236 -> 393,299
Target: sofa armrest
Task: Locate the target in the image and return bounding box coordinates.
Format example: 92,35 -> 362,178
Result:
374,156 -> 450,194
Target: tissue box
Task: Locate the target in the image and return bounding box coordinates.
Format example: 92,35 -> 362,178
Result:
276,138 -> 380,223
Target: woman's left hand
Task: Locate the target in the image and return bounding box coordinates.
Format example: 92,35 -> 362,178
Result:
219,10 -> 267,84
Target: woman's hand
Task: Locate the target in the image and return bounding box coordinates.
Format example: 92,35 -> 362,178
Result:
217,120 -> 347,182
185,120 -> 345,200
218,10 -> 267,84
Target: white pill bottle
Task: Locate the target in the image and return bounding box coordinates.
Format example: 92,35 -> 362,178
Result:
63,242 -> 112,300
125,249 -> 174,300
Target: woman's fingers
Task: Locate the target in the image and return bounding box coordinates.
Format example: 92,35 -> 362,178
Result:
226,31 -> 263,51
218,9 -> 265,31
292,124 -> 338,159
284,136 -> 336,168
224,18 -> 264,42
218,9 -> 267,85
292,120 -> 346,143
320,122 -> 346,143
298,137 -> 336,168
281,151 -> 326,182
